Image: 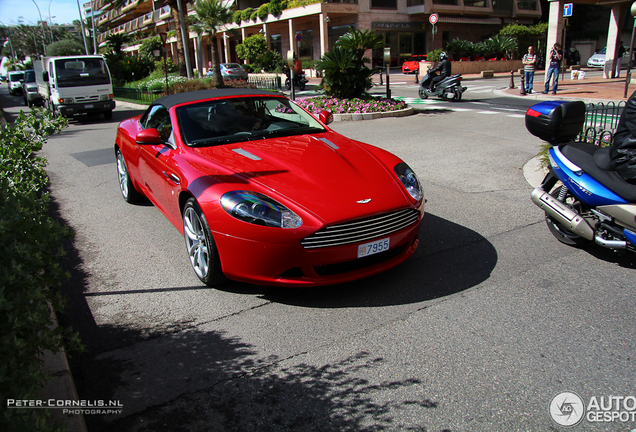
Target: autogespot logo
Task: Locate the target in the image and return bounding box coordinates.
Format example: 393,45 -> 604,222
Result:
550,392 -> 585,427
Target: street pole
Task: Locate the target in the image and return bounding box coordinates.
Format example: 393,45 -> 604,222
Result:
91,0 -> 97,54
31,0 -> 47,55
76,0 -> 90,55
624,2 -> 636,98
176,0 -> 192,79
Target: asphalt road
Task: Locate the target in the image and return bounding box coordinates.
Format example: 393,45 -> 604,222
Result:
2,83 -> 636,431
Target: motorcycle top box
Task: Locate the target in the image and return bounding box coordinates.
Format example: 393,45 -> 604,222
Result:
525,101 -> 586,144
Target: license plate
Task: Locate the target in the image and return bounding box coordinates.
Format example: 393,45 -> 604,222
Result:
84,104 -> 94,109
357,237 -> 390,258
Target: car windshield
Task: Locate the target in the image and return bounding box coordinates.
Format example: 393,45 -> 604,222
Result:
598,47 -> 606,54
9,73 -> 24,82
24,70 -> 36,82
224,64 -> 242,69
54,58 -> 110,87
176,96 -> 326,147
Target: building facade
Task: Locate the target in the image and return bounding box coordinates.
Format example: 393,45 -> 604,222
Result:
93,0 -> 542,75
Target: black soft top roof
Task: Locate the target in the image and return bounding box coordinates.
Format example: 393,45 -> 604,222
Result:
152,88 -> 282,109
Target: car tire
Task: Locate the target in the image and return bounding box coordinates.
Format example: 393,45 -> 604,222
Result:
104,110 -> 113,120
116,148 -> 143,204
182,198 -> 225,287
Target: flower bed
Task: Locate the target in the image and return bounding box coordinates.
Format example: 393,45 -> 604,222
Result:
295,96 -> 408,116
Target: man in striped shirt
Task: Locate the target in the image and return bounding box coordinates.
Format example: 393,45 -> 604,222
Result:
522,46 -> 537,94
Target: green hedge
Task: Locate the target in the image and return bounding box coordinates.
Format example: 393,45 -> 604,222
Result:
0,108 -> 82,432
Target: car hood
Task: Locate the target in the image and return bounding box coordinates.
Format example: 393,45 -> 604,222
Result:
191,132 -> 411,224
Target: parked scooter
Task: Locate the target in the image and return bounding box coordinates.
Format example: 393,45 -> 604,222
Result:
285,72 -> 308,91
527,100 -> 636,253
418,68 -> 466,101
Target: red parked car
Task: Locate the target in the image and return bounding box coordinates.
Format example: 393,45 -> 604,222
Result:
115,89 -> 425,287
402,55 -> 427,74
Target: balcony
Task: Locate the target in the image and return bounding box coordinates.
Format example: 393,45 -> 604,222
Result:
407,0 -> 491,15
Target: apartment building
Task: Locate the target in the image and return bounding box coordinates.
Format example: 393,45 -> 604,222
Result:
94,0 -> 541,74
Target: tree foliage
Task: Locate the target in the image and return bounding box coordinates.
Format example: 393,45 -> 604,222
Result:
317,29 -> 381,99
236,33 -> 281,72
190,0 -> 233,86
46,39 -> 86,56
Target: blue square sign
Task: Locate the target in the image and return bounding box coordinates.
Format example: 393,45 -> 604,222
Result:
563,3 -> 573,17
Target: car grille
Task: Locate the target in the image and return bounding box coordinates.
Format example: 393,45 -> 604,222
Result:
301,208 -> 419,249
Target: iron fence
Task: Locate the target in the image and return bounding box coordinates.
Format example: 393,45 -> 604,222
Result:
113,87 -> 164,104
578,100 -> 626,147
248,75 -> 282,91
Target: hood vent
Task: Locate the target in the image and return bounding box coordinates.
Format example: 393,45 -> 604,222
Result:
232,148 -> 261,161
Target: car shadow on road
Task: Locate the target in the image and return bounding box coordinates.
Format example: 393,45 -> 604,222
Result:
244,212 -> 498,308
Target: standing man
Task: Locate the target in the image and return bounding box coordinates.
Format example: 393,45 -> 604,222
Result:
543,43 -> 563,95
616,41 -> 626,77
522,46 -> 537,94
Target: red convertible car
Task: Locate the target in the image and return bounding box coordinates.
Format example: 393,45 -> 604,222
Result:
115,89 -> 424,287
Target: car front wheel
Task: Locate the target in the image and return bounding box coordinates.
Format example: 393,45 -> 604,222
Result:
183,198 -> 225,286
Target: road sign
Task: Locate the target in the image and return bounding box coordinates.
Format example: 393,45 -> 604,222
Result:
429,13 -> 439,25
563,3 -> 573,17
296,33 -> 302,41
159,32 -> 167,45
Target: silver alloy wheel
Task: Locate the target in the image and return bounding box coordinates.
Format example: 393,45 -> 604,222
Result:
183,207 -> 209,279
116,151 -> 129,199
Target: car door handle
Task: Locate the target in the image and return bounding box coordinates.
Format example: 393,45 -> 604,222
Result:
162,171 -> 180,185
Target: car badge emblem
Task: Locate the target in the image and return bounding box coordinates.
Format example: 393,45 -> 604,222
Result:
356,199 -> 372,204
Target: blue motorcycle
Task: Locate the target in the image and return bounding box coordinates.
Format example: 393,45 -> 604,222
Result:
527,100 -> 636,252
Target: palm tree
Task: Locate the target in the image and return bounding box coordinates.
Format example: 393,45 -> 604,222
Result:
105,33 -> 133,56
189,0 -> 233,87
335,29 -> 383,65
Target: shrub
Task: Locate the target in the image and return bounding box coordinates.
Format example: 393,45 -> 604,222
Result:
257,3 -> 270,20
232,10 -> 243,24
0,108 -> 82,432
268,0 -> 285,16
240,8 -> 254,22
45,39 -> 85,56
316,47 -> 375,99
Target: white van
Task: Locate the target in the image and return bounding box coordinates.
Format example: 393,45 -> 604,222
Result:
7,71 -> 25,95
35,55 -> 115,120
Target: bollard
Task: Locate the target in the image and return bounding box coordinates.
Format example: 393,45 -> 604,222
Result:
415,70 -> 419,84
379,69 -> 383,86
520,74 -> 526,95
509,70 -> 516,89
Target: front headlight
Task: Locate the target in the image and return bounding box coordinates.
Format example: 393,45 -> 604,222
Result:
220,191 -> 302,228
58,97 -> 74,104
394,163 -> 423,202
100,94 -> 113,101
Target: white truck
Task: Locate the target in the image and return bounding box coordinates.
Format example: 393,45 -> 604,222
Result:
34,55 -> 116,120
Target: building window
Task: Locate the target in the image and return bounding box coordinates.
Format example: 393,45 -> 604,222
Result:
371,0 -> 397,9
271,34 -> 282,54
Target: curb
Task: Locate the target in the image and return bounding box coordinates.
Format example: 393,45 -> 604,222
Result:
332,106 -> 415,121
41,306 -> 88,432
523,155 -> 548,188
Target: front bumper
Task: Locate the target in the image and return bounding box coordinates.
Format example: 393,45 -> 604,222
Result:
213,213 -> 423,287
58,100 -> 116,116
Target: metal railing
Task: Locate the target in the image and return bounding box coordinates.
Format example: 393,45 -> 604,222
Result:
113,76 -> 283,105
578,101 -> 626,147
248,75 -> 282,91
113,87 -> 164,104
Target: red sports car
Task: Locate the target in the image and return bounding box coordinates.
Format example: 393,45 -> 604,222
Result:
115,89 -> 424,287
402,55 -> 427,74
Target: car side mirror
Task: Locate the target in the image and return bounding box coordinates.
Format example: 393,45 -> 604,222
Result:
136,128 -> 162,145
319,110 -> 333,125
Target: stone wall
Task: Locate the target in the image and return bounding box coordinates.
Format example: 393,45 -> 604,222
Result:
419,60 -> 524,75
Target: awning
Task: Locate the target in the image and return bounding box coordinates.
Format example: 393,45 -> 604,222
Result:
438,17 -> 501,25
